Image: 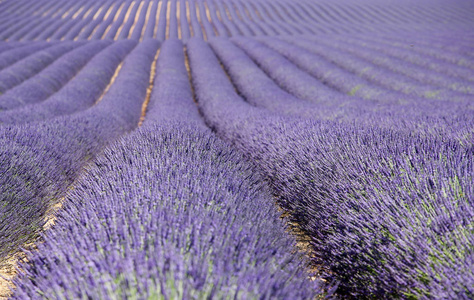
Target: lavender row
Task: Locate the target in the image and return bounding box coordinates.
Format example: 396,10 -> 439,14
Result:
187,38 -> 474,298
11,38 -> 321,298
284,37 -> 470,102
252,36 -> 474,141
209,37 -> 474,141
329,34 -> 474,83
239,36 -> 403,103
0,42 -> 52,71
21,1 -> 80,41
5,0 -> 69,42
314,36 -> 474,94
102,1 -> 133,40
0,40 -> 132,123
0,40 -> 110,111
88,2 -> 123,40
12,122 -> 323,299
358,32 -> 474,69
129,0 -> 150,40
75,1 -> 115,40
46,0 -> 98,41
143,38 -> 205,126
0,42 -> 22,54
116,1 -> 142,40
0,41 -> 81,95
209,37 -> 329,120
0,39 -> 159,265
1,0 -> 473,41
257,37 -> 449,104
231,37 -> 340,104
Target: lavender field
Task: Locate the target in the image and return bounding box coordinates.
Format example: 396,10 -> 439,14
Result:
0,0 -> 473,299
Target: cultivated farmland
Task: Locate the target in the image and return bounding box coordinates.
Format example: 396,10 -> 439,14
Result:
0,0 -> 473,299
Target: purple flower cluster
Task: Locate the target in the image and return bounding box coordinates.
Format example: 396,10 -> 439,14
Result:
0,0 -> 472,41
0,0 -> 473,299
143,38 -> 205,127
0,40 -> 111,111
187,37 -> 474,298
12,123 -> 323,299
0,39 -> 158,264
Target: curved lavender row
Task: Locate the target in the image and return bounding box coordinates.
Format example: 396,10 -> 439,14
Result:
142,0 -> 158,39
205,0 -> 230,37
257,36 -> 446,104
143,38 -> 205,126
187,0 -> 204,39
265,1 -> 309,35
0,41 -> 80,94
222,0 -> 253,36
129,0 -> 149,40
231,36 -> 340,103
103,1 -> 132,40
187,37 -> 474,298
187,38 -> 261,129
0,42 -> 21,54
267,1 -> 312,35
209,37 -> 421,126
316,36 -> 474,94
209,0 -> 238,37
90,39 -> 159,127
0,0 -> 25,17
76,1 -> 116,40
12,123 -> 323,299
178,0 -> 191,41
0,40 -> 110,111
0,39 -> 160,265
330,34 -> 474,84
167,0 -> 178,39
0,40 -> 132,122
214,37 -> 472,135
89,2 -> 122,40
0,17 -> 26,37
209,37 -> 329,119
7,1 -> 66,42
357,30 -> 474,55
237,0 -> 277,36
285,37 -> 470,102
251,1 -> 293,35
273,1 -> 316,35
0,42 -> 52,71
232,0 -> 266,35
197,0 -> 216,39
23,0 -> 80,41
35,18 -> 70,41
0,2 -> 52,40
21,19 -> 58,41
116,0 -> 140,40
0,16 -> 45,41
363,32 -> 474,69
53,0 -> 101,41
155,0 -> 168,41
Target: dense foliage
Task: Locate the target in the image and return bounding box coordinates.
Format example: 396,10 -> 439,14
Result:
0,0 -> 472,299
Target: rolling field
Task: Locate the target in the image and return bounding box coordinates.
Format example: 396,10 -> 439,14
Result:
0,0 -> 473,299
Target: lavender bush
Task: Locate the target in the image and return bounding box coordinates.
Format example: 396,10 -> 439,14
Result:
0,39 -> 158,264
0,0 -> 472,299
0,40 -> 134,122
187,37 -> 474,298
12,122 -> 324,299
0,40 -> 111,111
